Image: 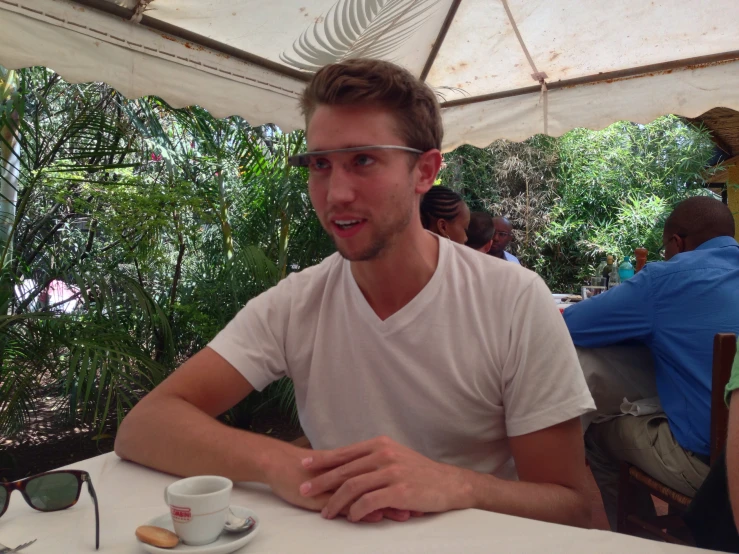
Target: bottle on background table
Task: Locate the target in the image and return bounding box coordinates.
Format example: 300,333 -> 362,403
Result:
635,247 -> 648,272
598,255 -> 620,289
618,257 -> 635,281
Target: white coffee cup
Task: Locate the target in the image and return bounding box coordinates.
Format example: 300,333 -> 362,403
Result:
164,475 -> 233,546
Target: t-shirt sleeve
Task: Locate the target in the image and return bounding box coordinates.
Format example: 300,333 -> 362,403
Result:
207,278 -> 292,391
503,275 -> 596,437
724,339 -> 739,405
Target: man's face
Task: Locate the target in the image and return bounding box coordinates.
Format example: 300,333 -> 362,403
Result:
306,105 -> 436,261
490,219 -> 513,255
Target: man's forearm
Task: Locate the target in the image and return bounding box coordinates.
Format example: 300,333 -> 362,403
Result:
456,467 -> 591,528
115,395 -> 277,482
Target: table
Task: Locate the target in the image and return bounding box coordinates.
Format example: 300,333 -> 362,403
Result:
2,453 -> 715,553
552,293 -> 578,314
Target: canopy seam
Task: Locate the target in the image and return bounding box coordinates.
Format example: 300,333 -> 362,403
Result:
500,0 -> 548,134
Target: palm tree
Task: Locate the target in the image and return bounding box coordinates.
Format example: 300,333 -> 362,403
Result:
0,68 -> 335,439
0,68 -> 172,436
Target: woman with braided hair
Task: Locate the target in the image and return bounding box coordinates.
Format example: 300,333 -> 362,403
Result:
419,185 -> 470,244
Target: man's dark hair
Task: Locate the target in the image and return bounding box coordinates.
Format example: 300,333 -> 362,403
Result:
300,58 -> 443,151
420,186 -> 465,229
664,196 -> 735,247
466,211 -> 494,249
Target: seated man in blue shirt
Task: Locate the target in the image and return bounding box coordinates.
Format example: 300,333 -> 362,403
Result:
563,196 -> 739,529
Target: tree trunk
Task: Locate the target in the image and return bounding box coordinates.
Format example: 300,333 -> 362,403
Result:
277,209 -> 290,280
0,68 -> 19,267
0,68 -> 19,325
217,171 -> 234,263
169,225 -> 185,313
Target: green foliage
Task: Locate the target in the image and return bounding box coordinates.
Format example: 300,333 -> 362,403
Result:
0,66 -> 721,439
0,69 -> 175,436
0,68 -> 328,437
442,116 -> 717,292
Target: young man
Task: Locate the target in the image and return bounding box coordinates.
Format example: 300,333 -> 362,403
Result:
115,59 -> 594,527
564,196 -> 739,529
488,217 -> 520,264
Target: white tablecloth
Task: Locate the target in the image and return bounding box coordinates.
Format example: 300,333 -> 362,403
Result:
2,453 -> 714,553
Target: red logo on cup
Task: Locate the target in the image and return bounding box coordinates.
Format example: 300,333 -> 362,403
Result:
170,505 -> 192,522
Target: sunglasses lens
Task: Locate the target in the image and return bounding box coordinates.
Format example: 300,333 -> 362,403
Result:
26,473 -> 79,511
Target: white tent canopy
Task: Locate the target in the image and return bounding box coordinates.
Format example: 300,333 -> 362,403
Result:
2,0 -> 738,151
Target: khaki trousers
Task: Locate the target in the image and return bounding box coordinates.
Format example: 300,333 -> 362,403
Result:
577,346 -> 710,530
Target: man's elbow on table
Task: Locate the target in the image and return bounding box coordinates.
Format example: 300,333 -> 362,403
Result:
114,384 -> 186,464
566,489 -> 592,529
114,393 -> 159,462
115,347 -> 256,464
507,418 -> 592,529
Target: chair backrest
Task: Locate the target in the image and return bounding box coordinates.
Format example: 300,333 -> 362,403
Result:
710,333 -> 737,464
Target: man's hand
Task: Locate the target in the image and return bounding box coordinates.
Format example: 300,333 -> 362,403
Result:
298,436 -> 470,522
264,439 -> 415,523
263,440 -> 331,512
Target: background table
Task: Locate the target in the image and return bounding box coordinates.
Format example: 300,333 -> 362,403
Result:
2,453 -> 716,553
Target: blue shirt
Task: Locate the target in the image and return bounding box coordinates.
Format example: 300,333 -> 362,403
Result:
504,252 -> 521,264
564,236 -> 739,455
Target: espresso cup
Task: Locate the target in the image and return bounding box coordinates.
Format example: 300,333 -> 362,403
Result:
164,475 -> 232,546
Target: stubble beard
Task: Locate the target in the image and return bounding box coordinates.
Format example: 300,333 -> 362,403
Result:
333,197 -> 415,262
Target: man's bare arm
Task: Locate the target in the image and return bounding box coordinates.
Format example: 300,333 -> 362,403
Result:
115,347 -> 417,522
459,417 -> 590,527
116,347 -> 263,479
727,390 -> 739,531
300,417 -> 590,528
115,348 -> 332,511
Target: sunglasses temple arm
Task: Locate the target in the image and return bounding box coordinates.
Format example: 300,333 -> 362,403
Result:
86,479 -> 100,550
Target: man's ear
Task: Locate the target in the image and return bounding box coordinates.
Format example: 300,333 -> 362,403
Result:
480,239 -> 493,253
414,149 -> 442,195
675,234 -> 687,254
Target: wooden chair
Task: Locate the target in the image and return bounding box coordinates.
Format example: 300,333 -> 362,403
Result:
616,333 -> 737,544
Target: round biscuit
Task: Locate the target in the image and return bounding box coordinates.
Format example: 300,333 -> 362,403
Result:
135,525 -> 180,548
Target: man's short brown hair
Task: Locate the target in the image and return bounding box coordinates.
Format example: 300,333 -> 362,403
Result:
299,58 -> 443,151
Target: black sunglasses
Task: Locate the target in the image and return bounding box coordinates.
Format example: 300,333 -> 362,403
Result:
658,233 -> 688,259
1,470 -> 99,550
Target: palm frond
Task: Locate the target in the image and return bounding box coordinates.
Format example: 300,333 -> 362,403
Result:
280,0 -> 442,71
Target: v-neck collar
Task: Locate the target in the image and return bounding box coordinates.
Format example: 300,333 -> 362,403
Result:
345,234 -> 449,335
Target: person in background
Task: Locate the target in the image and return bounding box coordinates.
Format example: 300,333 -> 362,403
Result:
465,211 -> 495,253
563,195 -> 739,529
727,339 -> 739,533
116,58 -> 595,528
488,217 -> 520,264
419,185 -> 470,245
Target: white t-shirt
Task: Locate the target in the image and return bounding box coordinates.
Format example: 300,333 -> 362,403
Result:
209,237 -> 594,479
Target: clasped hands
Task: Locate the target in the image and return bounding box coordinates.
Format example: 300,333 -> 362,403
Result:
266,435 -> 471,523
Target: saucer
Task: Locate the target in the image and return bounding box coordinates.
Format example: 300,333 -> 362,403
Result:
137,505 -> 260,554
